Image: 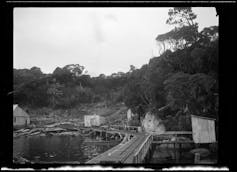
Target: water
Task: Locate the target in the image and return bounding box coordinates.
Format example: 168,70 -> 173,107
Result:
13,135 -> 119,164
151,145 -> 217,164
151,147 -> 194,164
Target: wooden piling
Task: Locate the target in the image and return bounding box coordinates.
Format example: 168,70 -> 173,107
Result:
175,142 -> 180,163
194,153 -> 200,164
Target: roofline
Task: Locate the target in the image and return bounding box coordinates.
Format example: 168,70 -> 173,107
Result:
191,114 -> 216,121
13,104 -> 18,111
14,115 -> 29,117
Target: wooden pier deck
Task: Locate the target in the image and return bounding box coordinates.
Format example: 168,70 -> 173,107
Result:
86,132 -> 152,164
84,124 -> 193,164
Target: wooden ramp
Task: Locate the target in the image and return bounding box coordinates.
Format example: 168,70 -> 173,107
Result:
86,133 -> 152,164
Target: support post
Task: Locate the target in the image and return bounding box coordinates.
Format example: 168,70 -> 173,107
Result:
175,142 -> 180,163
194,153 -> 200,164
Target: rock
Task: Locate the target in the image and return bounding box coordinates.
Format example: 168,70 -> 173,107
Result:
28,128 -> 40,134
58,124 -> 78,131
45,127 -> 66,132
13,156 -> 31,164
15,129 -> 26,133
141,112 -> 165,134
58,131 -> 78,136
46,132 -> 53,136
45,123 -> 58,128
16,132 -> 27,137
30,131 -> 41,136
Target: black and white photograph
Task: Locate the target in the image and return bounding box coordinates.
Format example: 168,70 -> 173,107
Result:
0,1 -> 234,170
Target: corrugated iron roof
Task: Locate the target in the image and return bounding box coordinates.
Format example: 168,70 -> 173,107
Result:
191,114 -> 216,121
13,104 -> 29,117
13,104 -> 18,111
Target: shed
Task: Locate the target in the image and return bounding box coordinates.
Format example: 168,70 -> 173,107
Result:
191,115 -> 216,143
13,104 -> 30,128
127,109 -> 136,121
84,114 -> 106,127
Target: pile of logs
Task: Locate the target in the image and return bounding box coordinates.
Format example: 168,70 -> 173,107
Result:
13,122 -> 87,138
13,122 -> 125,141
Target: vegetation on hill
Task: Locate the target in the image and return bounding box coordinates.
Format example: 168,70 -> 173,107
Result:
13,7 -> 218,131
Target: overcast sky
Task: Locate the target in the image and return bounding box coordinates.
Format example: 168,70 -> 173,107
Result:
14,7 -> 218,77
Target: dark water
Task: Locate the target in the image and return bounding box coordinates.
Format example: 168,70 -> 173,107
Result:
151,147 -> 194,164
151,145 -> 217,164
13,135 -> 118,164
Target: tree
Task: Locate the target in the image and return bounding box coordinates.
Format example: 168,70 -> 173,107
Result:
63,64 -> 85,77
30,66 -> 43,77
156,7 -> 199,53
198,26 -> 218,47
166,7 -> 197,27
47,82 -> 63,108
164,72 -> 217,115
99,74 -> 106,79
52,67 -> 73,84
129,65 -> 136,73
52,64 -> 86,84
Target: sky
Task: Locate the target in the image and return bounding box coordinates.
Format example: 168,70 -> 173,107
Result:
14,7 -> 218,77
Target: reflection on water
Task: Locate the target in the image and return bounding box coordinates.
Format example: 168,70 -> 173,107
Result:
151,147 -> 194,164
151,145 -> 217,164
13,135 -> 118,163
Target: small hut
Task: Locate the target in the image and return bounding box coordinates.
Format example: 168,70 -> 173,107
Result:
13,104 -> 30,128
191,115 -> 216,143
127,109 -> 135,121
84,114 -> 105,127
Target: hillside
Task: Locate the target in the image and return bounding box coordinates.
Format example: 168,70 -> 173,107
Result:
24,102 -> 127,128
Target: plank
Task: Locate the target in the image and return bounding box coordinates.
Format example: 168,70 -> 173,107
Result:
84,123 -> 152,164
86,135 -> 134,164
86,133 -> 149,164
152,140 -> 194,144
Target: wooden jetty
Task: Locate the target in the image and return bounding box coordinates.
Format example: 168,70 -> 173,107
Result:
86,132 -> 153,164
64,115 -> 215,164
84,124 -> 193,164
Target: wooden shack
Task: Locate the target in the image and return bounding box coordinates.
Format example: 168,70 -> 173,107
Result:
13,104 -> 30,129
191,115 -> 216,143
84,114 -> 106,127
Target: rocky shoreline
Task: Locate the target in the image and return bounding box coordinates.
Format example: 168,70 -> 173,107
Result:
13,122 -> 86,138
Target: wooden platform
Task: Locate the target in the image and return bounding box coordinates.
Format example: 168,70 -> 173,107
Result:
83,140 -> 121,145
86,133 -> 151,164
83,125 -> 194,164
80,126 -> 139,136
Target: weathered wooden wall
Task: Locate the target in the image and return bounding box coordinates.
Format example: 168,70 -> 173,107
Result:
84,115 -> 106,127
191,115 -> 216,143
14,106 -> 30,127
